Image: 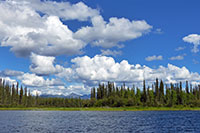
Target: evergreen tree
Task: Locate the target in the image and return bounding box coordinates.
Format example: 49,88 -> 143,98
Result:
179,82 -> 183,104
186,81 -> 189,94
35,92 -> 39,106
24,87 -> 28,106
171,89 -> 177,106
5,83 -> 11,105
142,80 -> 147,103
159,80 -> 164,104
1,80 -> 5,105
148,89 -> 155,106
16,82 -> 19,106
19,86 -> 23,105
116,86 -> 120,97
131,86 -> 136,106
136,88 -> 141,105
0,78 -> 200,108
11,84 -> 15,106
27,89 -> 32,107
166,88 -> 171,106
155,78 -> 159,102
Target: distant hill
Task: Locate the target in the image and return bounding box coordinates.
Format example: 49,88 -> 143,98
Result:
40,93 -> 91,99
66,93 -> 81,99
40,94 -> 66,98
80,94 -> 91,99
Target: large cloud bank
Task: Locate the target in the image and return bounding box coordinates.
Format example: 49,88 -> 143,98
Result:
0,0 -> 198,95
1,55 -> 200,95
0,0 -> 152,57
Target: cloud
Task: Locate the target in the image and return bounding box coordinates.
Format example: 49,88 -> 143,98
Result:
169,54 -> 186,60
18,73 -> 64,87
31,89 -> 42,96
56,68 -> 74,82
28,81 -> 88,96
75,16 -> 152,48
3,0 -> 199,95
193,59 -> 199,64
0,69 -> 24,77
58,55 -> 200,86
100,49 -> 122,57
11,0 -> 99,21
67,84 -> 89,95
0,0 -> 152,57
34,84 -> 88,96
30,53 -> 64,76
183,34 -> 200,53
0,77 -> 17,85
175,46 -> 186,51
145,55 -> 163,61
154,28 -> 163,34
31,1 -> 99,21
0,1 -> 85,57
3,55 -> 200,94
68,55 -> 148,85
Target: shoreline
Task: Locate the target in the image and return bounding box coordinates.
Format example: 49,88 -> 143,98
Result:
1,107 -> 200,111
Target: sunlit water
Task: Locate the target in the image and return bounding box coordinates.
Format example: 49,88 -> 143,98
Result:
0,111 -> 199,132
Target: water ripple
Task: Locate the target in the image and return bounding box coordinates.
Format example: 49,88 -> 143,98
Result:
0,111 -> 199,132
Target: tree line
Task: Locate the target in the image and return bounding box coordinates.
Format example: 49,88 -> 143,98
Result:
90,79 -> 200,107
0,79 -> 84,107
1,78 -> 200,108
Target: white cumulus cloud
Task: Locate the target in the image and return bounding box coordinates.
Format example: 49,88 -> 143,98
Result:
57,55 -> 200,86
100,49 -> 122,57
175,46 -> 186,51
0,0 -> 152,57
18,73 -> 64,87
0,1 -> 85,57
30,1 -> 99,21
3,55 -> 200,94
31,89 -> 42,96
0,77 -> 17,85
145,55 -> 163,61
183,34 -> 200,53
30,53 -> 64,76
0,69 -> 24,77
169,54 -> 185,60
75,16 -> 152,48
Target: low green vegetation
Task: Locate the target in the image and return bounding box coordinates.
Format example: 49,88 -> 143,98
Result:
1,107 -> 200,111
89,79 -> 200,108
1,78 -> 200,111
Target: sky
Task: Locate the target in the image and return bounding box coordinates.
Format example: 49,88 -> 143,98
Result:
1,0 -> 200,96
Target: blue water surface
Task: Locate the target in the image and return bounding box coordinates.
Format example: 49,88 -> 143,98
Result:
0,111 -> 199,133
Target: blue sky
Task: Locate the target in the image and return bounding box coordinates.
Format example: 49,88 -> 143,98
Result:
0,0 -> 200,95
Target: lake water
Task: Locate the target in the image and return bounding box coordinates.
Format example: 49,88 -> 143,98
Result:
0,111 -> 200,133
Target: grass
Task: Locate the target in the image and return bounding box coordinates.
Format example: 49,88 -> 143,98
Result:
1,106 -> 200,111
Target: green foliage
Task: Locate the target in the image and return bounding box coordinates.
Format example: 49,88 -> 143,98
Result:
1,78 -> 200,108
89,79 -> 200,108
165,88 -> 171,106
171,89 -> 177,106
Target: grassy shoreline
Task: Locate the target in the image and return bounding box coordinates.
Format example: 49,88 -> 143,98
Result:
1,107 -> 200,111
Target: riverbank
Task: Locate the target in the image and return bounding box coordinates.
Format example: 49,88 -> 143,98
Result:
1,107 -> 200,111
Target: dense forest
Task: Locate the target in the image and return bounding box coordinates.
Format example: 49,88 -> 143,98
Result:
1,78 -> 200,108
90,79 -> 200,107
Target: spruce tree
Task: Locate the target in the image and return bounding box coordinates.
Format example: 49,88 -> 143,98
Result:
166,88 -> 171,106
136,88 -> 141,105
186,81 -> 189,94
159,80 -> 164,104
19,86 -> 23,105
155,78 -> 159,102
142,80 -> 147,103
11,84 -> 15,106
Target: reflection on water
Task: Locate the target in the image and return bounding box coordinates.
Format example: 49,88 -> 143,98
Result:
0,111 -> 199,132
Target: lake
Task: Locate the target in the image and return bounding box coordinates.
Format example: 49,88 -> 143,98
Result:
0,111 -> 199,132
